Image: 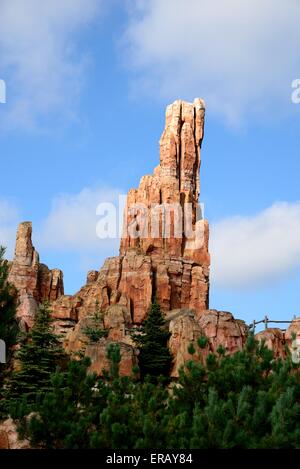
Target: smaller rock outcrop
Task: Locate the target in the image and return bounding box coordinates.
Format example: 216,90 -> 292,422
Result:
64,304 -> 136,376
285,319 -> 300,347
8,222 -> 64,329
255,328 -> 287,358
196,310 -> 248,354
168,309 -> 247,377
168,309 -> 210,377
0,419 -> 30,449
86,339 -> 138,377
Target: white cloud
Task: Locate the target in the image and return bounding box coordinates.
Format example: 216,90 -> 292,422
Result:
124,0 -> 300,124
0,0 -> 102,130
0,186 -> 123,279
0,199 -> 19,258
210,202 -> 300,289
37,186 -> 122,256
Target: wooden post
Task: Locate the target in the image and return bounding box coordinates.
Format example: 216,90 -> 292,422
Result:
252,320 -> 255,333
264,315 -> 268,330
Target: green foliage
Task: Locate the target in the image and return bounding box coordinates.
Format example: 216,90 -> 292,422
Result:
83,327 -> 108,343
7,303 -> 67,411
106,343 -> 121,380
170,334 -> 300,448
6,327 -> 300,449
0,246 -> 18,412
132,299 -> 173,380
20,357 -> 103,448
18,343 -> 170,449
197,335 -> 208,349
187,343 -> 196,355
0,247 -> 18,360
82,302 -> 108,343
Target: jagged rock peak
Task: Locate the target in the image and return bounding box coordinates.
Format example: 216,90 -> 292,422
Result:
159,98 -> 205,197
8,221 -> 64,329
120,97 -> 209,265
13,221 -> 39,267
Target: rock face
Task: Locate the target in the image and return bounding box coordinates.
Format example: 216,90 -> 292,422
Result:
64,305 -> 137,377
6,99 -> 249,377
168,309 -> 247,377
0,419 -> 30,449
50,98 -> 210,327
8,222 -> 64,330
120,98 -> 209,320
86,340 -> 138,377
196,310 -> 248,354
255,328 -> 286,358
285,319 -> 300,348
168,310 -> 210,378
254,319 -> 300,361
284,319 -> 300,362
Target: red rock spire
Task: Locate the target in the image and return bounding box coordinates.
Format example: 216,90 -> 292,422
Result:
120,98 -> 209,266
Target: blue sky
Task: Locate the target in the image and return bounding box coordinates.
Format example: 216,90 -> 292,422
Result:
0,0 -> 300,328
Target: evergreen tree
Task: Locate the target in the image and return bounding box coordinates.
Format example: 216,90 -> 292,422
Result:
0,246 -> 18,393
10,332 -> 300,449
22,357 -> 103,449
168,334 -> 300,448
21,343 -> 170,449
132,299 -> 172,380
83,301 -> 108,344
7,302 -> 66,409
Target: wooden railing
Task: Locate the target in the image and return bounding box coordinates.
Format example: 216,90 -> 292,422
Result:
248,315 -> 298,333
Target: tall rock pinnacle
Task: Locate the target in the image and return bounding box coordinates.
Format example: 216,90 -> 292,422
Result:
8,222 -> 64,329
118,98 -> 210,320
49,98 -> 210,328
120,98 -> 209,264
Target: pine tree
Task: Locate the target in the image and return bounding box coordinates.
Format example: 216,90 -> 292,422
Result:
83,301 -> 108,344
0,246 -> 18,391
7,302 -> 66,409
132,299 -> 172,380
9,330 -> 300,449
23,357 -> 103,449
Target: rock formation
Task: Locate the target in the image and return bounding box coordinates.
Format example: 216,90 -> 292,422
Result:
168,309 -> 209,378
254,319 -> 300,361
8,222 -> 64,330
49,98 -> 210,327
6,99 -> 251,377
119,98 -> 209,320
168,309 -> 248,378
0,418 -> 30,449
196,310 -> 248,354
255,328 -> 287,358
